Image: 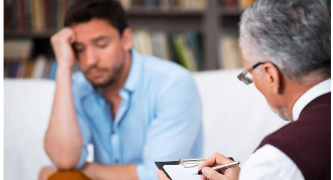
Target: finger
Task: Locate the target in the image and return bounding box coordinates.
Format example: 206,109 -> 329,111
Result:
157,170 -> 170,180
202,167 -> 223,180
199,152 -> 233,170
52,28 -> 75,44
224,164 -> 241,177
201,174 -> 207,180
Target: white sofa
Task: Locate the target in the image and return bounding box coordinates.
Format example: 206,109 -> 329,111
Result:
4,69 -> 287,180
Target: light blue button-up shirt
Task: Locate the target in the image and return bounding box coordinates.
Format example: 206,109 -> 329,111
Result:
71,50 -> 203,179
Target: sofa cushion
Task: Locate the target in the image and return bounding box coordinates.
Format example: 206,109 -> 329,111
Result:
4,79 -> 55,180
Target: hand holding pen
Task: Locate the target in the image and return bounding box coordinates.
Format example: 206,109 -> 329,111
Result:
198,153 -> 240,180
194,161 -> 240,175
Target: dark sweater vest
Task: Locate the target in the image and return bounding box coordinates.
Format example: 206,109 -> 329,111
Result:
256,93 -> 331,180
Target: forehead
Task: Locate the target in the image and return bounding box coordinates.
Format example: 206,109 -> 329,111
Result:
71,18 -> 119,41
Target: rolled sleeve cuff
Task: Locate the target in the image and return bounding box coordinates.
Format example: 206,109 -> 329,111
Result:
75,147 -> 89,169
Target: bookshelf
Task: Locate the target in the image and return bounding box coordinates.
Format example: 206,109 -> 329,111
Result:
4,0 -> 330,79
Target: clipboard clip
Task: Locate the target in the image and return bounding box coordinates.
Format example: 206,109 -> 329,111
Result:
179,158 -> 206,168
179,157 -> 235,168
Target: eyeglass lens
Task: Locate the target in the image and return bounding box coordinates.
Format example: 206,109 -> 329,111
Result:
242,71 -> 253,84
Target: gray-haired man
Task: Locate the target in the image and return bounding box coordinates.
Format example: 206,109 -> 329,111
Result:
158,0 -> 331,179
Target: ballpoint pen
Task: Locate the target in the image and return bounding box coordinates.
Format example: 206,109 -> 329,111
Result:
193,161 -> 240,175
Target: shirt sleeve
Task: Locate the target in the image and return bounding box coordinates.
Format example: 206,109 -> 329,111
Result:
136,72 -> 203,180
72,74 -> 93,169
74,113 -> 93,169
240,144 -> 304,180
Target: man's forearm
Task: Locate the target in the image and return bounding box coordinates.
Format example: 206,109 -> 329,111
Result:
44,67 -> 83,169
82,162 -> 139,180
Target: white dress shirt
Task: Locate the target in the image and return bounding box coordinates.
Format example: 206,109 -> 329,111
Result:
239,79 -> 331,180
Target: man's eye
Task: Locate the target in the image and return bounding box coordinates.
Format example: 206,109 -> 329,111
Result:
97,43 -> 108,49
74,47 -> 85,53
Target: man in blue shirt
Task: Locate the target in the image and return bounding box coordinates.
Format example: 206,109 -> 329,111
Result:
39,0 -> 203,179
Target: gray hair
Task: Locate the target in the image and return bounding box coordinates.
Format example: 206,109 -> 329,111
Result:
239,0 -> 331,81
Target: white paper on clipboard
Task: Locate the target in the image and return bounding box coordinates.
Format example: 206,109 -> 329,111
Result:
163,163 -> 203,180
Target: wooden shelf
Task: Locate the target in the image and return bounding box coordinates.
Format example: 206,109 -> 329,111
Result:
4,30 -> 56,39
126,8 -> 204,32
218,7 -> 244,16
126,8 -> 204,17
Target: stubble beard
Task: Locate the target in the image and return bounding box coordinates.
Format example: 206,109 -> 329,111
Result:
85,60 -> 125,88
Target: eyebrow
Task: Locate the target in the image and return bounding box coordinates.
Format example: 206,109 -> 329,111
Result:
91,36 -> 110,44
72,36 -> 110,47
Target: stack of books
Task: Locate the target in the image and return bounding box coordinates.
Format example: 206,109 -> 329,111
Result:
4,0 -> 74,32
120,0 -> 207,10
133,29 -> 204,71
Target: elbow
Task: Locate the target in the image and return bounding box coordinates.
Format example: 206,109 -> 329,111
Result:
53,158 -> 78,170
43,134 -> 83,170
44,140 -> 82,170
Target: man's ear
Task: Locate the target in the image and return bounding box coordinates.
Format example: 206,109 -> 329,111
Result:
121,27 -> 133,50
262,63 -> 282,94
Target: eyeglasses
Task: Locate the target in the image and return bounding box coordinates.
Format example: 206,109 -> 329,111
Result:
237,62 -> 265,85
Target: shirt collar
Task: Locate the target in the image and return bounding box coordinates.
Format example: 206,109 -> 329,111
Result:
123,49 -> 143,92
292,79 -> 331,121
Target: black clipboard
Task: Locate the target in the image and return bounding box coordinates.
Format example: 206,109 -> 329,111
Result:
155,157 -> 234,180
155,161 -> 179,179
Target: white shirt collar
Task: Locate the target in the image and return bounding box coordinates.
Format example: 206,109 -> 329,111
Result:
292,79 -> 331,121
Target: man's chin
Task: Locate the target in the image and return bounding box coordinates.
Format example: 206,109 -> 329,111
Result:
89,77 -> 115,88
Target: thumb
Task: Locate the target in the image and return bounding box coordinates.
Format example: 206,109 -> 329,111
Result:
202,167 -> 223,180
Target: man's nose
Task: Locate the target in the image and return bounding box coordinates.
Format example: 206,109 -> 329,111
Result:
86,47 -> 98,66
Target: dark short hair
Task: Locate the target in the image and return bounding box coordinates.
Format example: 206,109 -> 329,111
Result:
64,0 -> 129,35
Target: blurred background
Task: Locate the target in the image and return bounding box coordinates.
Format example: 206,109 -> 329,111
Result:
4,0 -> 331,79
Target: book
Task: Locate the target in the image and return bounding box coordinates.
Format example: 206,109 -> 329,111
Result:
135,29 -> 154,55
24,0 -> 33,30
186,31 -> 203,70
57,0 -> 67,29
4,0 -> 9,30
4,39 -> 33,60
17,61 -> 27,78
238,0 -> 254,9
219,30 -> 242,69
44,0 -> 52,30
151,31 -> 171,60
5,0 -> 20,30
24,60 -> 35,78
167,33 -> 180,64
17,0 -> 27,30
32,55 -> 48,78
173,33 -> 198,71
9,62 -> 20,78
32,0 -> 45,31
119,0 -> 206,10
172,34 -> 190,69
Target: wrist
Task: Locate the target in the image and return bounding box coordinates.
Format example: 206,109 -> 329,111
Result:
56,65 -> 73,76
82,162 -> 96,178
